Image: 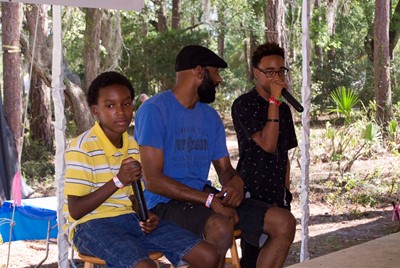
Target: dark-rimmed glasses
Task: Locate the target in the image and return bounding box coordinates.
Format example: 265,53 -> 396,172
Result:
256,67 -> 289,78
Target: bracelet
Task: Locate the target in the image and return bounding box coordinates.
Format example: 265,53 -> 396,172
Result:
268,96 -> 281,106
112,175 -> 125,189
266,119 -> 280,122
205,193 -> 214,208
277,97 -> 285,103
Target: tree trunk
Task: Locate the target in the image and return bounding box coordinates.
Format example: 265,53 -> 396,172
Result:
313,0 -> 323,68
64,80 -> 95,134
265,0 -> 290,88
20,37 -> 94,135
364,0 -> 399,67
217,4 -> 225,58
101,10 -> 123,70
287,1 -> 300,63
172,0 -> 181,30
25,4 -> 53,150
2,2 -> 23,160
29,76 -> 53,149
244,40 -> 250,84
245,31 -> 258,83
265,0 -> 278,43
326,0 -> 339,36
138,7 -> 150,94
217,33 -> 225,59
389,0 -> 400,58
374,0 -> 392,127
203,0 -> 210,23
155,0 -> 168,32
265,0 -> 287,47
84,8 -> 102,91
325,0 -> 339,61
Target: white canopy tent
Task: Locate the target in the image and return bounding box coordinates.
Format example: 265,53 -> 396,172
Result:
1,0 -> 312,266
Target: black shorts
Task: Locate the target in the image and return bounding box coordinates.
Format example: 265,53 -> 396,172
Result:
150,198 -> 270,248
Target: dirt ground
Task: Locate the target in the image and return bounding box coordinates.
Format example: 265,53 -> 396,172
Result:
1,202 -> 397,268
1,117 -> 399,268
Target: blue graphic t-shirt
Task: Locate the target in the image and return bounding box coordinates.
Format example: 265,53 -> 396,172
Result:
134,90 -> 229,209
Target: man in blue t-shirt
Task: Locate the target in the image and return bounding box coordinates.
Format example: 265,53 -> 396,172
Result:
135,45 -> 296,268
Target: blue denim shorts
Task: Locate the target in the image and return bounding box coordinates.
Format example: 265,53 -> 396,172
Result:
73,213 -> 202,268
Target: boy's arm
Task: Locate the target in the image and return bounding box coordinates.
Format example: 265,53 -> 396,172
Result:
130,195 -> 160,232
68,158 -> 142,220
68,180 -> 120,220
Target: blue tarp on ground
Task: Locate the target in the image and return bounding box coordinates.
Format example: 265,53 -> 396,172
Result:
0,197 -> 58,242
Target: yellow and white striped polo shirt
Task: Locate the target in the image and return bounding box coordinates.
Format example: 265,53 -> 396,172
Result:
63,122 -> 140,240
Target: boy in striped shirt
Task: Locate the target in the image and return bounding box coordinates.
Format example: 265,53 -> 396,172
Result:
63,71 -> 218,268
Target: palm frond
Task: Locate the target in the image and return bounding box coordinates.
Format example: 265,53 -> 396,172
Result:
329,86 -> 360,122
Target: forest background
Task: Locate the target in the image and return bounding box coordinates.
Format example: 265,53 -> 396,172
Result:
1,0 -> 400,266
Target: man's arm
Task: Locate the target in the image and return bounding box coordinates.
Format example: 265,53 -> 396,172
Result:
140,145 -> 212,204
140,145 -> 238,221
212,156 -> 244,208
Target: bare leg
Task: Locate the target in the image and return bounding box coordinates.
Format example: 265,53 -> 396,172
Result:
203,214 -> 234,268
183,241 -> 220,268
257,207 -> 296,268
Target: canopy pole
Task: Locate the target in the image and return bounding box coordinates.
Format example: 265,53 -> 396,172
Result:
51,5 -> 68,268
300,0 -> 311,262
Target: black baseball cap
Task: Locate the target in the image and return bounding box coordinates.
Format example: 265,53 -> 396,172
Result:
175,45 -> 228,72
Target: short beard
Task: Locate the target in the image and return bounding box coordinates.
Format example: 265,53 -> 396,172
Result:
198,69 -> 216,104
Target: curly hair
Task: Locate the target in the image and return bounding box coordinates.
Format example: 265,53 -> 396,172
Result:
251,42 -> 285,69
86,71 -> 135,106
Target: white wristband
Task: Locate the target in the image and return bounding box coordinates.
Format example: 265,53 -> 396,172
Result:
205,193 -> 214,208
113,176 -> 124,189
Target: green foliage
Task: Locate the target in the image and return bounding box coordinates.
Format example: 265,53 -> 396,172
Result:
120,9 -> 210,94
323,91 -> 384,175
325,172 -> 384,209
329,87 -> 360,123
387,119 -> 398,138
21,137 -> 54,184
212,90 -> 233,114
320,91 -> 399,210
62,8 -> 86,78
143,30 -> 210,89
307,1 -> 388,112
386,117 -> 399,154
53,0 -> 400,120
362,122 -> 381,143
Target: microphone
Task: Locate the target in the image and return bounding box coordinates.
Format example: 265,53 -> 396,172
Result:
281,88 -> 304,113
132,179 -> 149,221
